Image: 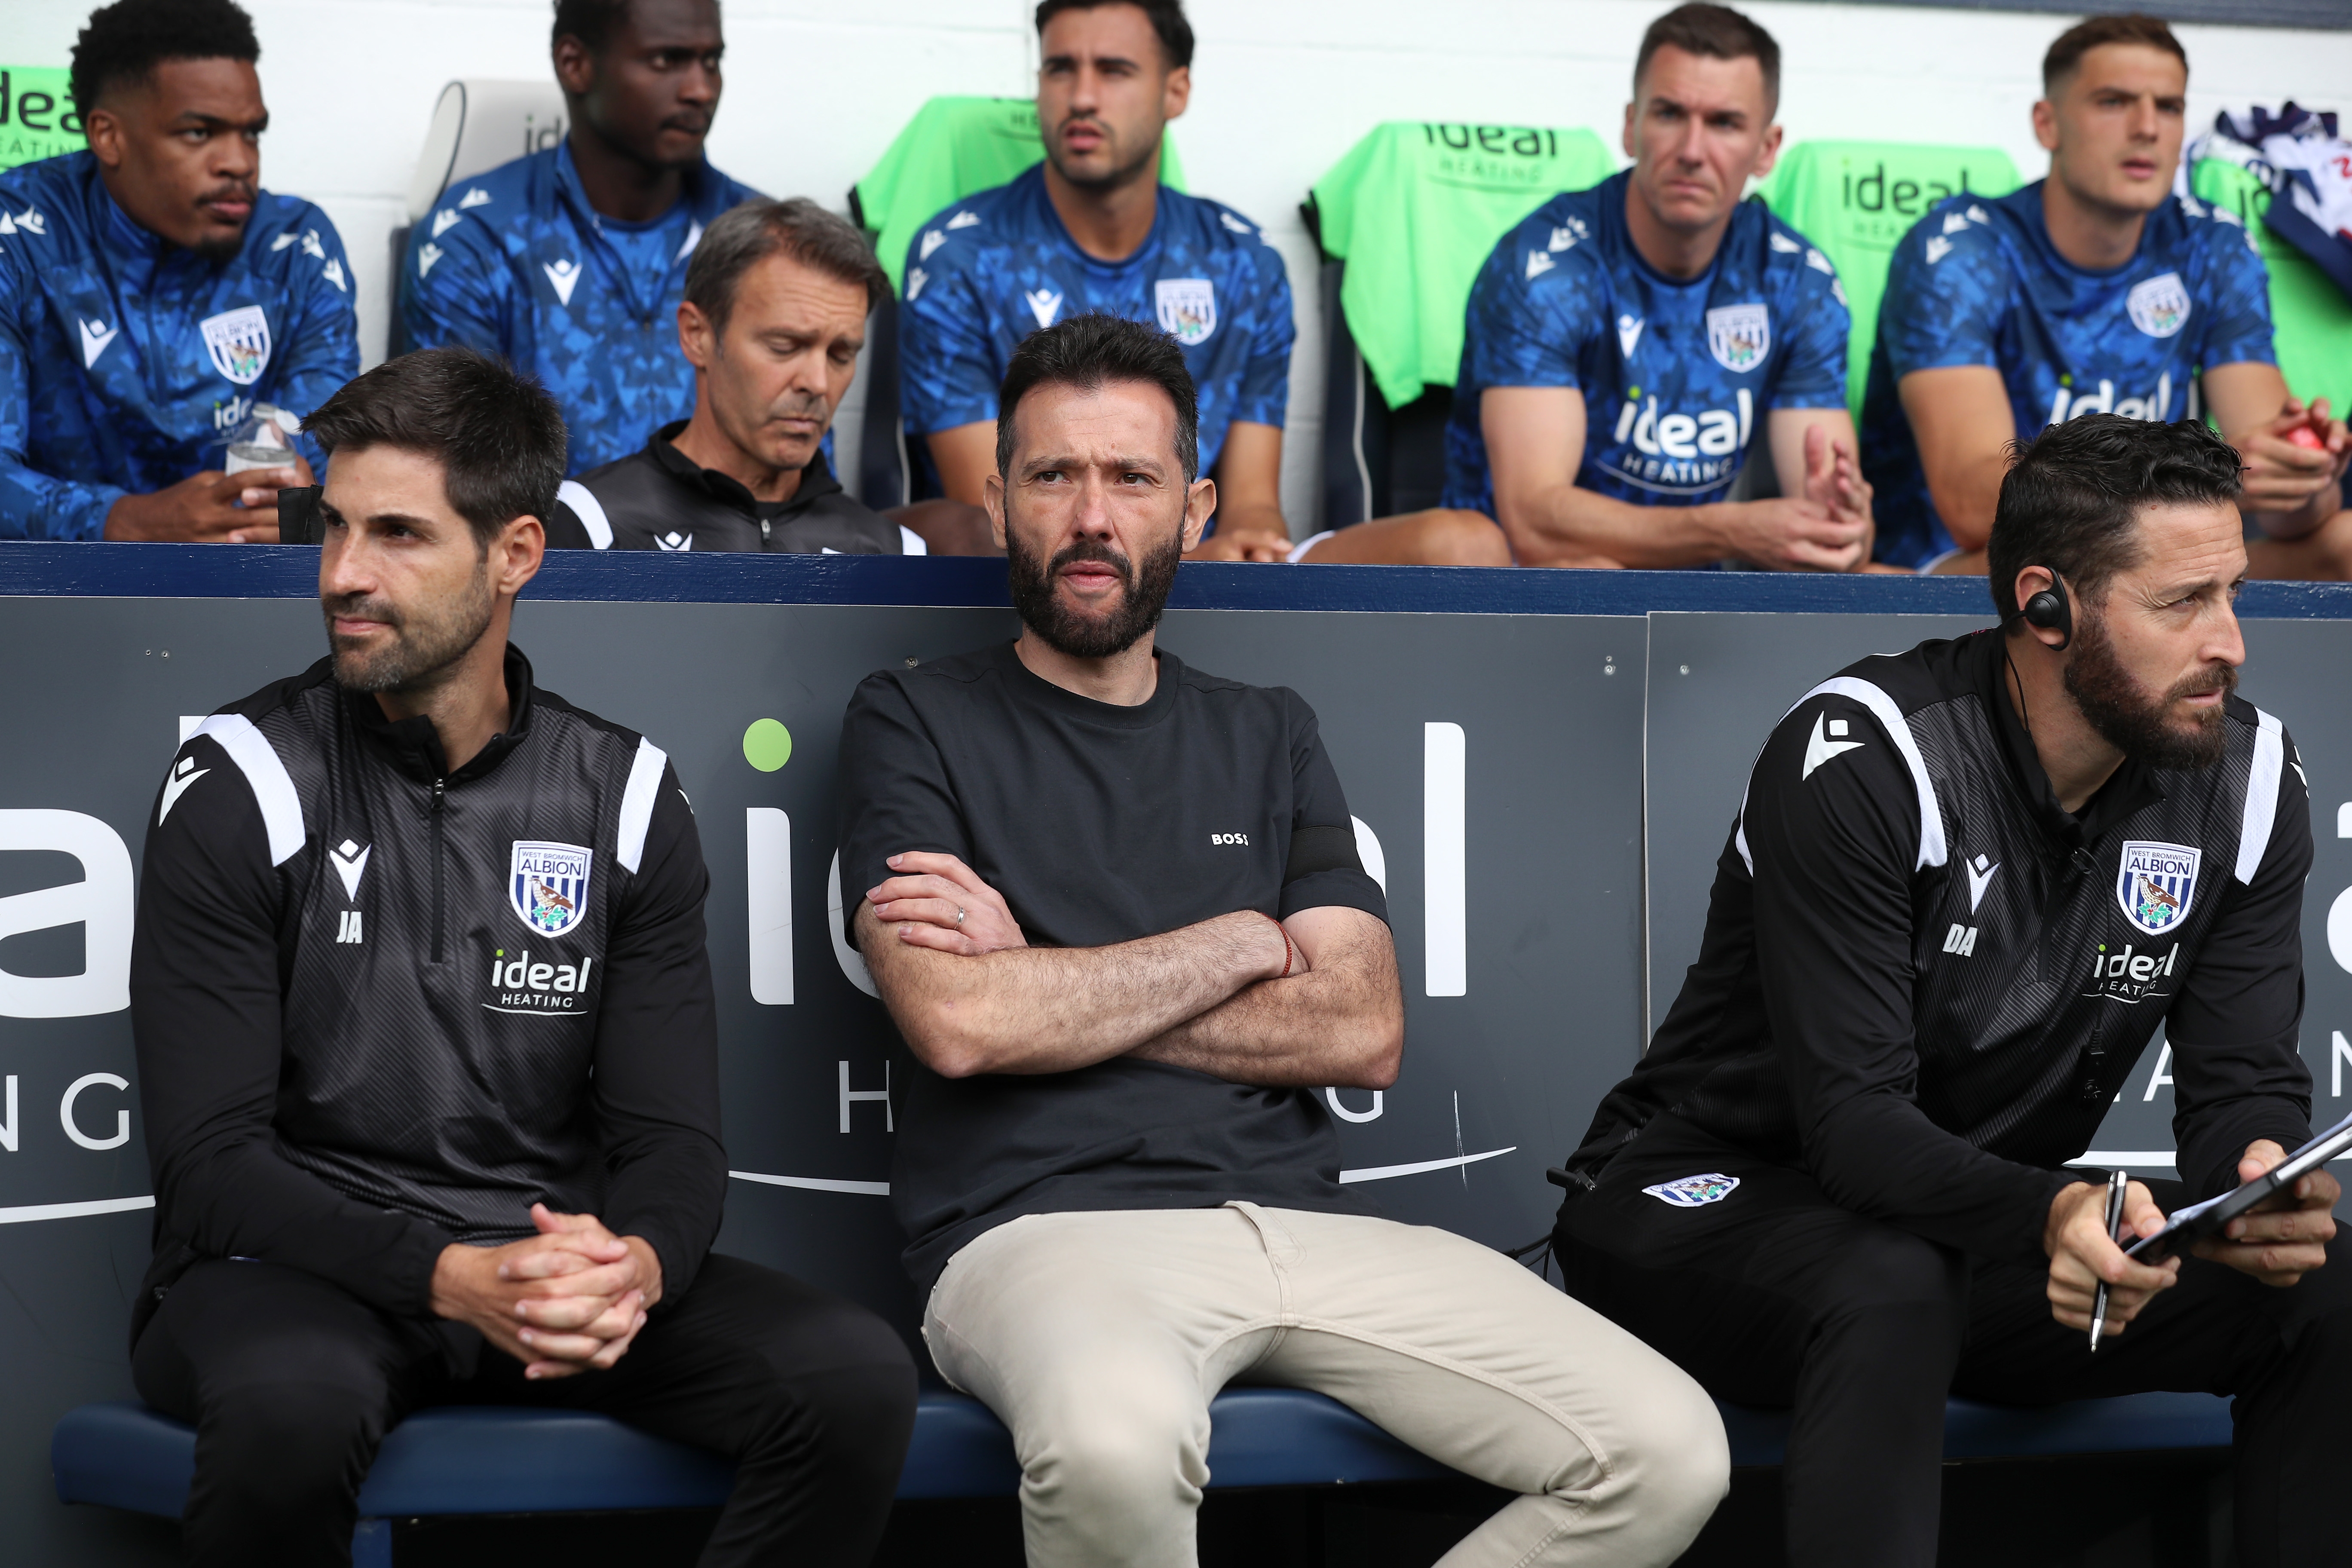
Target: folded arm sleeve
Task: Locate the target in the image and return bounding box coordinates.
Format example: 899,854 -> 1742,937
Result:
400,219 -> 514,358
898,255 -> 1003,436
1458,239 -> 1593,393
592,764 -> 726,1302
1877,221 -> 2008,380
836,672 -> 975,917
0,258 -> 119,541
2165,729 -> 2314,1200
1279,692 -> 1387,923
1747,695 -> 2073,1264
131,737 -> 454,1316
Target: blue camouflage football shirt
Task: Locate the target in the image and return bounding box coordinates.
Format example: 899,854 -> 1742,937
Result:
1862,180 -> 2275,568
0,150 -> 358,540
1443,170 -> 1850,521
897,163 -> 1293,505
399,142 -> 761,475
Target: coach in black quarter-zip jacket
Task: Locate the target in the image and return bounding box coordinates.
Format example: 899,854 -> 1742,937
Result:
127,348 -> 915,1568
1554,414 -> 2352,1568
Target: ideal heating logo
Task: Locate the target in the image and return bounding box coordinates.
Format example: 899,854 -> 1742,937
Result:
1834,162 -> 1993,244
0,70 -> 84,169
483,946 -> 594,1015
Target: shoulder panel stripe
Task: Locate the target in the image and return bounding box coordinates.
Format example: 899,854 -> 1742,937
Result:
191,714 -> 305,866
617,738 -> 668,873
2235,707 -> 2283,885
1762,677 -> 1948,871
557,480 -> 613,550
897,524 -> 928,557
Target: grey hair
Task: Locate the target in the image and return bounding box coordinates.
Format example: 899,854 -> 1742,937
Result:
683,197 -> 889,336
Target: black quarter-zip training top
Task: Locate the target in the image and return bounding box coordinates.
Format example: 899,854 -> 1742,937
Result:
128,646 -> 722,1342
1571,631 -> 2315,1265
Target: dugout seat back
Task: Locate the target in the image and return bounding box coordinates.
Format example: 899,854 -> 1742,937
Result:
2190,156 -> 2352,422
847,97 -> 1185,510
1756,141 -> 2022,415
1307,122 -> 1614,526
387,80 -> 570,355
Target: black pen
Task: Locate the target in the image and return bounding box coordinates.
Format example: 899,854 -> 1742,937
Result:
2089,1168 -> 2128,1352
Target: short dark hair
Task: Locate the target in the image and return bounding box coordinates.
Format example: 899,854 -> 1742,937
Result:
551,0 -> 632,55
305,349 -> 570,550
997,313 -> 1200,484
685,198 -> 888,337
1035,0 -> 1194,70
71,0 -> 260,118
1635,3 -> 1779,113
1987,415 -> 2243,623
2043,13 -> 2186,95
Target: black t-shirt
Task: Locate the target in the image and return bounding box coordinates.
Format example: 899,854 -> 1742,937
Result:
838,641 -> 1389,1289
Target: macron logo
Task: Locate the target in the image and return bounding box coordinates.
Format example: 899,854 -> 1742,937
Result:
1924,236 -> 1954,265
945,209 -> 980,230
1801,713 -> 1864,780
907,266 -> 929,301
544,258 -> 582,306
78,318 -> 119,368
1222,211 -> 1254,234
329,838 -> 371,900
458,187 -> 492,209
1966,853 -> 2000,913
431,208 -> 463,238
1023,288 -> 1063,329
1616,314 -> 1643,359
158,754 -> 208,823
418,242 -> 445,276
919,228 -> 948,262
1525,249 -> 1556,280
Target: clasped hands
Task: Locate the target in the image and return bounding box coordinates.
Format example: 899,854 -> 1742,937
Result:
866,851 -> 1301,978
430,1203 -> 662,1379
2045,1139 -> 2338,1339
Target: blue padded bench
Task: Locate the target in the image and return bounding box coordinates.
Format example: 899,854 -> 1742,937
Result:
55,1387 -> 2232,1562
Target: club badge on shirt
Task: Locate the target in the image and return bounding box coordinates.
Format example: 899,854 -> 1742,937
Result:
2126,273 -> 2192,339
200,305 -> 272,385
2117,840 -> 2199,935
511,840 -> 593,935
1156,278 -> 1218,346
1644,1173 -> 1741,1207
1705,303 -> 1770,372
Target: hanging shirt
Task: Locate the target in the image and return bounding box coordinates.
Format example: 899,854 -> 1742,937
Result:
1861,181 -> 2275,569
398,141 -> 761,475
1444,171 -> 1849,523
0,150 -> 358,540
897,163 -> 1294,493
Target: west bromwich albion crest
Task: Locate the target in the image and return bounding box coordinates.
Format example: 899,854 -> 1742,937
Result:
511,840 -> 593,936
1155,278 -> 1217,346
1643,1173 -> 1741,1207
2116,840 -> 2199,935
2127,273 -> 2191,338
1706,303 -> 1770,373
200,305 -> 273,385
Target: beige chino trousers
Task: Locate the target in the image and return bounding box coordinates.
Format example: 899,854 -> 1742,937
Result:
923,1203 -> 1729,1568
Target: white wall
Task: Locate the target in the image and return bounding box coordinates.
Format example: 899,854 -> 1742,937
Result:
4,0 -> 2347,532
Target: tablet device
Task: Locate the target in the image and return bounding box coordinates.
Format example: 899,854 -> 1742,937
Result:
2123,1109 -> 2352,1262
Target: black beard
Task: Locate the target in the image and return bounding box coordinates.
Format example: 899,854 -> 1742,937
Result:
191,228 -> 245,262
2063,607 -> 2235,772
1006,527 -> 1182,661
325,560 -> 496,695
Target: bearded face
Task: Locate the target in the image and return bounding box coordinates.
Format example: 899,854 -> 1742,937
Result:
325,548 -> 497,697
1004,524 -> 1182,661
2063,598 -> 2236,771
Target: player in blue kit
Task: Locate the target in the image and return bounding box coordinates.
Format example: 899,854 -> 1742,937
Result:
1447,4 -> 1873,571
398,0 -> 759,476
900,0 -> 1505,566
0,0 -> 355,542
1864,14 -> 2351,576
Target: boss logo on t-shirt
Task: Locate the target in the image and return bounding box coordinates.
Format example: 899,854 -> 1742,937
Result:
1209,833 -> 1251,847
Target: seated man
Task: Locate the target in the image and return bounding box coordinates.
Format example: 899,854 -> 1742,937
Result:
1447,3 -> 1872,571
0,0 -> 352,542
130,347 -> 915,1567
1864,13 -> 2352,576
841,313 -> 1727,1567
399,0 -> 760,475
546,197 -> 940,555
1554,414 -> 2347,1567
898,0 -> 1504,567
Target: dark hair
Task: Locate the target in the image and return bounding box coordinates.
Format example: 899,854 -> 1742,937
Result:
997,313 -> 1199,484
1635,3 -> 1779,112
305,349 -> 570,550
551,0 -> 640,55
71,0 -> 260,118
2043,13 -> 2185,95
1987,415 -> 2243,623
685,198 -> 888,336
1034,0 -> 1194,70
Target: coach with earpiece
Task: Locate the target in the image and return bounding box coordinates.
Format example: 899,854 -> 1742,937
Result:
1551,413 -> 2352,1568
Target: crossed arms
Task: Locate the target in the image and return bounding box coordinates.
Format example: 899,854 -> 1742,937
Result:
854,851 -> 1402,1089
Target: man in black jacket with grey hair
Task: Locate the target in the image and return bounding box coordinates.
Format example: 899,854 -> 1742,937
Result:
130,346 -> 914,1567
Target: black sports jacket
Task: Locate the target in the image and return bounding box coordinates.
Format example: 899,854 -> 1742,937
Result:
129,646 -> 723,1341
1571,630 -> 2314,1265
545,421 -> 919,555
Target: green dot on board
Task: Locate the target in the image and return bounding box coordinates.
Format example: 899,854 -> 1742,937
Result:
743,718 -> 793,772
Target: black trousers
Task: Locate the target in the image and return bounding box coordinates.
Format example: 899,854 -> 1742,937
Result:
1552,1113 -> 2352,1568
132,1253 -> 918,1568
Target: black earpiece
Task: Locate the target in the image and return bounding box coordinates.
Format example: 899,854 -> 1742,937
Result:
2021,573 -> 2072,650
